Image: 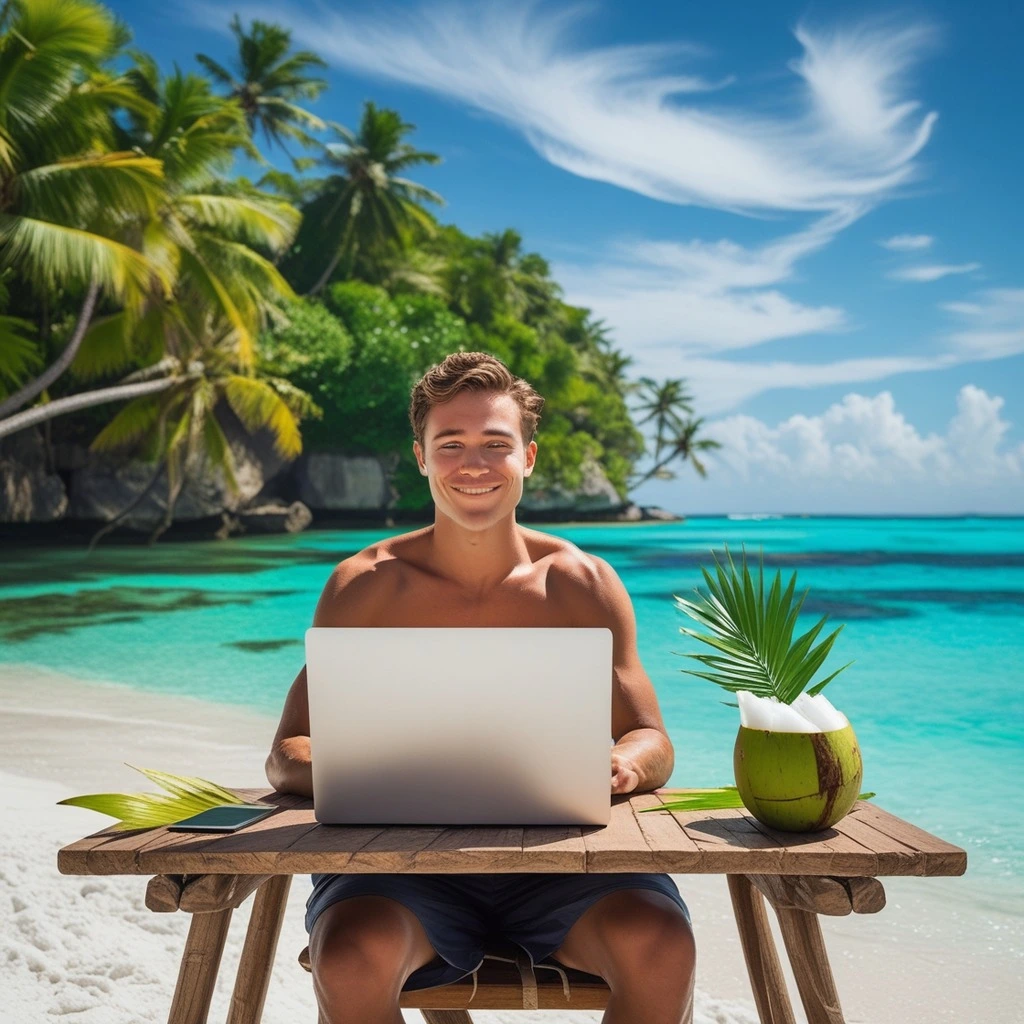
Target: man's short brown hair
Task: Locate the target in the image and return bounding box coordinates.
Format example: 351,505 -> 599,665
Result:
409,352 -> 544,446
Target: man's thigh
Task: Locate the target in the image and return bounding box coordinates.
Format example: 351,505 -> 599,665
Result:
494,872 -> 691,974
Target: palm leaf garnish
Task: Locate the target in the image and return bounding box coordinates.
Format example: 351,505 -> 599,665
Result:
57,765 -> 244,831
673,545 -> 853,706
640,786 -> 876,813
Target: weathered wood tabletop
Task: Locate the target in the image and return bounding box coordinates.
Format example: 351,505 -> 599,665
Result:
56,790 -> 968,1024
58,788 -> 966,878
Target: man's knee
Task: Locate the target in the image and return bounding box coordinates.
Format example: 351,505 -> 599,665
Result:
558,890 -> 696,986
309,895 -> 437,1003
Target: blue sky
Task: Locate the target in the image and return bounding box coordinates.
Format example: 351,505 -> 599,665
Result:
114,0 -> 1022,514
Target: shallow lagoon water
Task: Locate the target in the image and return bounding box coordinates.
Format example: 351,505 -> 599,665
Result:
2,516 -> 1021,910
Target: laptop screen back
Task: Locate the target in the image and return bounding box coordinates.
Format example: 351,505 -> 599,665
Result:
305,627 -> 612,826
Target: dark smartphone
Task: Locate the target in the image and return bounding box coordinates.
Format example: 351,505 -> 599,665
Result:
167,804 -> 275,833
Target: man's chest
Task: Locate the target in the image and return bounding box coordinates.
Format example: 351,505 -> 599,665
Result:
364,566 -> 585,628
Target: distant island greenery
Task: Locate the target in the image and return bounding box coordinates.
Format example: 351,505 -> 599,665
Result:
0,0 -> 720,540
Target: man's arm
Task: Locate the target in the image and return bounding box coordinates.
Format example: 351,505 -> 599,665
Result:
265,665 -> 313,796
574,555 -> 675,795
265,557 -> 377,796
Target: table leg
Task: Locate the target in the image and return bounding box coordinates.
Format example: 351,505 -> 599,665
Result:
167,906 -> 234,1024
774,901 -> 845,1024
227,875 -> 292,1024
727,875 -> 796,1024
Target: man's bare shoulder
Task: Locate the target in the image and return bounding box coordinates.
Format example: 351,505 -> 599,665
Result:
314,528 -> 429,625
526,531 -> 622,613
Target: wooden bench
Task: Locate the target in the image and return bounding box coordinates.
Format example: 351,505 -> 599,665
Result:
58,789 -> 967,1024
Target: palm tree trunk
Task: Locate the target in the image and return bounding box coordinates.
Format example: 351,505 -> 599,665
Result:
0,278 -> 100,420
0,376 -> 181,441
149,468 -> 187,544
307,219 -> 356,296
308,246 -> 345,296
88,459 -> 168,551
629,452 -> 681,490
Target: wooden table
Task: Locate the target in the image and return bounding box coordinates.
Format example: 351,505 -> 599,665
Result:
58,790 -> 967,1024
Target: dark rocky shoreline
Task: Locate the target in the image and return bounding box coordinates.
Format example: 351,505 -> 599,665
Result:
1,425 -> 680,545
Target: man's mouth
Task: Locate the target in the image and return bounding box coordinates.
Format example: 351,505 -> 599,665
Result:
452,485 -> 500,495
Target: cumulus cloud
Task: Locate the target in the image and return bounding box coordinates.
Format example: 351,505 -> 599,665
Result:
888,262 -> 981,282
218,1 -> 937,218
879,233 -> 933,250
705,386 -> 1023,486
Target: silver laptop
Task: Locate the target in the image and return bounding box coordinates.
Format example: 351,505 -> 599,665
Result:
305,627 -> 612,826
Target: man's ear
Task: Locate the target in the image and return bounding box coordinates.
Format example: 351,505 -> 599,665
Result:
412,440 -> 427,475
523,439 -> 538,477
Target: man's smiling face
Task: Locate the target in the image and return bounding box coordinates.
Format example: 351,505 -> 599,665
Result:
413,390 -> 538,530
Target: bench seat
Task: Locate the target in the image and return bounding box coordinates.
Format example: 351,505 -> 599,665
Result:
298,939 -> 611,1011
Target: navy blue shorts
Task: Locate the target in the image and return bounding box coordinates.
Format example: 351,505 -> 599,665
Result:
305,872 -> 691,992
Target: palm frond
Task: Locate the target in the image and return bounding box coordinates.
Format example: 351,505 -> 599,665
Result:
0,315 -> 40,396
222,373 -> 302,457
0,213 -> 153,305
673,546 -> 853,703
639,786 -> 876,813
177,192 -> 300,254
57,765 -> 244,831
89,393 -> 165,452
16,152 -> 164,225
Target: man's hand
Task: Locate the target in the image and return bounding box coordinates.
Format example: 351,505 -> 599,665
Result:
610,750 -> 641,795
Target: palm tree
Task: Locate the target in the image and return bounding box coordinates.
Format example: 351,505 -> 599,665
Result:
632,377 -> 695,461
629,415 -> 722,488
196,15 -> 327,160
0,0 -> 164,420
300,102 -> 443,295
628,377 -> 720,488
0,63 -> 303,442
477,229 -> 560,323
73,62 -> 311,542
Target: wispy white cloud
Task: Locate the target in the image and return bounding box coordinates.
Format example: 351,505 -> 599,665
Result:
888,262 -> 981,282
705,386 -> 1023,485
616,285 -> 1024,412
217,1 -> 937,218
555,208 -> 854,355
642,352 -> 959,415
942,288 -> 1024,359
879,233 -> 933,250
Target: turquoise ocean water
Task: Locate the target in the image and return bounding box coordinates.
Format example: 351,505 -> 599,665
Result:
2,517 -> 1021,905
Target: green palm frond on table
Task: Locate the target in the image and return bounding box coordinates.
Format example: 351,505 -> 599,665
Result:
673,545 -> 853,706
641,787 -> 876,813
57,766 -> 242,831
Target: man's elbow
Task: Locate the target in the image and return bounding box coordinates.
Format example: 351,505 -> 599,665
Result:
265,738 -> 313,798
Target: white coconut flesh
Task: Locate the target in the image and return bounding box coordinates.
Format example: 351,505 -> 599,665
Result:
736,690 -> 850,733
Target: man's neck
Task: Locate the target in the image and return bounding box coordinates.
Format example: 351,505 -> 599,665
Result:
426,512 -> 533,596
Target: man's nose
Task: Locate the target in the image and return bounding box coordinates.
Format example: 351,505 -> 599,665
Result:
458,452 -> 490,475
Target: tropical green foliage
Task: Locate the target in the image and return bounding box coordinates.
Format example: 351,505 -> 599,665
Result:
58,765 -> 246,830
674,547 -> 854,705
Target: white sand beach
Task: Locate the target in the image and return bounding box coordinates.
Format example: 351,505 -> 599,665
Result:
1,663 -> 1019,1024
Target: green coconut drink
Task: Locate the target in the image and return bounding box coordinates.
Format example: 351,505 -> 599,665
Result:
674,547 -> 866,834
733,691 -> 863,831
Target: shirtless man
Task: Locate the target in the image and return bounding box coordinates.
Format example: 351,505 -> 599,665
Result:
266,352 -> 696,1024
